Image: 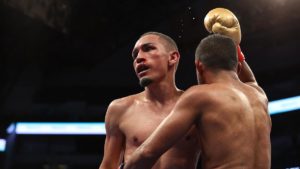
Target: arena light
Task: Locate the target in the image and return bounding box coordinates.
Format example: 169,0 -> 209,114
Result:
0,139 -> 6,152
6,123 -> 15,134
8,122 -> 106,135
269,95 -> 300,115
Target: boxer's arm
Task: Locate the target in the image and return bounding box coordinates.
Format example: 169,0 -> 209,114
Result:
238,60 -> 256,85
124,87 -> 206,169
99,101 -> 125,169
237,48 -> 266,95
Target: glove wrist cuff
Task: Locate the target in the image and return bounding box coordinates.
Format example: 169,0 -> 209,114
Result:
237,45 -> 245,62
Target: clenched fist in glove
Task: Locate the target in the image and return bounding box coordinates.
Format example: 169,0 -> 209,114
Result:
204,8 -> 241,45
204,8 -> 244,61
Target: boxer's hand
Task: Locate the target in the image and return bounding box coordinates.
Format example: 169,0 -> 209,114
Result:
204,8 -> 241,45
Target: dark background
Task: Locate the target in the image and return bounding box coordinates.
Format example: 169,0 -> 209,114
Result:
0,0 -> 300,168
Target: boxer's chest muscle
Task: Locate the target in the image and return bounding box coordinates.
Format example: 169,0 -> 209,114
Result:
122,104 -> 172,146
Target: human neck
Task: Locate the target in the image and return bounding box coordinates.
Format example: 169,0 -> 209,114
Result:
203,70 -> 240,84
143,80 -> 181,104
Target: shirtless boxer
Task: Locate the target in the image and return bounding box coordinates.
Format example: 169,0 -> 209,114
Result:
99,32 -> 201,169
124,9 -> 271,169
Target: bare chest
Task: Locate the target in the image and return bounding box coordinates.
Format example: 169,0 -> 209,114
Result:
120,103 -> 200,151
121,106 -> 170,146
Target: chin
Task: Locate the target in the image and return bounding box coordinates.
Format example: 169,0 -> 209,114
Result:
139,77 -> 153,87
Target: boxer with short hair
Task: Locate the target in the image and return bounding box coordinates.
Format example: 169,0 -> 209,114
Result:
124,9 -> 271,169
99,32 -> 201,169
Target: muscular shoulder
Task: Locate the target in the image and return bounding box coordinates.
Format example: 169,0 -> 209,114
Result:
107,93 -> 140,114
186,84 -> 221,98
179,85 -> 217,110
105,93 -> 141,124
109,96 -> 134,111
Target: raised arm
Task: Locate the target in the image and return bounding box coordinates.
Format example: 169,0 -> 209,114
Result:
124,87 -> 206,169
204,8 -> 265,95
235,45 -> 255,84
99,100 -> 125,169
237,46 -> 267,95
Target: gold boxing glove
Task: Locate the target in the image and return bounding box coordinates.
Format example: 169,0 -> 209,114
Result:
204,8 -> 241,45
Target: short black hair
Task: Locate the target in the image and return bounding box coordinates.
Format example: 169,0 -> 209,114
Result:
140,31 -> 178,52
195,34 -> 237,72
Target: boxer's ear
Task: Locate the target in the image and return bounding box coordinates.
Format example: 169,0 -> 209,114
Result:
168,51 -> 180,67
195,60 -> 203,73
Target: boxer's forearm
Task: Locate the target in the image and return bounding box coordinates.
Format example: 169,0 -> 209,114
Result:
238,61 -> 257,85
124,148 -> 157,169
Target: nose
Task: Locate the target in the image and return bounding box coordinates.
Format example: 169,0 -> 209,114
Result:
136,53 -> 145,64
